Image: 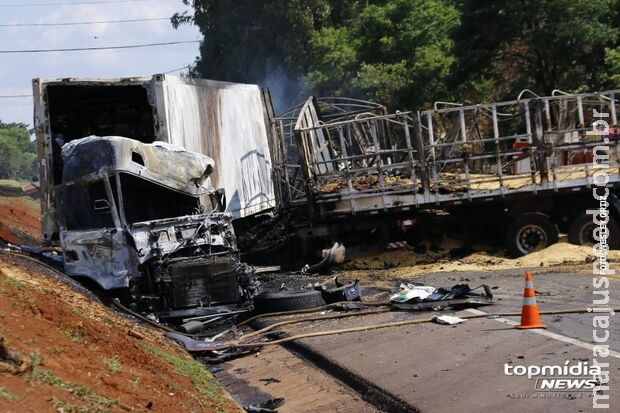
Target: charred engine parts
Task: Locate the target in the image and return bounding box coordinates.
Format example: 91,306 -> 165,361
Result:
315,276 -> 362,303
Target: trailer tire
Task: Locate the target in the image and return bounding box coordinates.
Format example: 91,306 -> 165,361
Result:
568,213 -> 620,249
253,290 -> 325,314
505,213 -> 559,257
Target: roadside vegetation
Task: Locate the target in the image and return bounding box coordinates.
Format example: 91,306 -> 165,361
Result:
0,121 -> 36,181
0,253 -> 239,413
174,0 -> 620,111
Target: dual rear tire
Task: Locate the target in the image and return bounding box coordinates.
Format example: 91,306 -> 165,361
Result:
504,213 -> 559,257
567,213 -> 620,250
505,212 -> 620,257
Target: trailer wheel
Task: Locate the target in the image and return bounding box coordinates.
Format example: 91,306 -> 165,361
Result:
253,290 -> 325,314
505,213 -> 559,257
568,213 -> 620,249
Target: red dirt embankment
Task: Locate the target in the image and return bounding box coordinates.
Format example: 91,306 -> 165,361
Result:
0,180 -> 41,245
0,253 -> 242,413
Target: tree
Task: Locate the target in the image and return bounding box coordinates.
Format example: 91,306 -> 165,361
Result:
0,121 -> 37,180
175,0 -> 459,110
174,0 -> 620,111
306,0 -> 460,109
173,0 -> 334,109
453,0 -> 619,100
306,27 -> 359,95
605,47 -> 620,86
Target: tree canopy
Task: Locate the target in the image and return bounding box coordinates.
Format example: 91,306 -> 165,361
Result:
0,121 -> 37,181
174,0 -> 620,111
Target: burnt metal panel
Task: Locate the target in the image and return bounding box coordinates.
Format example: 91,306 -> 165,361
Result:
61,136 -> 215,196
159,75 -> 276,219
61,228 -> 139,290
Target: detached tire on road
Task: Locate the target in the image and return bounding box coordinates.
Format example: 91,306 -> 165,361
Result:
568,213 -> 620,249
505,212 -> 559,257
253,290 -> 325,313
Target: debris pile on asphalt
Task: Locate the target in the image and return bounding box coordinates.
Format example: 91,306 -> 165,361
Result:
389,283 -> 493,311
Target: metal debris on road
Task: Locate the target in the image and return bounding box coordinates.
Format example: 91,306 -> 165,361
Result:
433,315 -> 466,325
316,276 -> 362,303
390,284 -> 494,311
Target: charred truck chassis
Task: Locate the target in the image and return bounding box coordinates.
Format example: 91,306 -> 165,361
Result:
269,91 -> 620,258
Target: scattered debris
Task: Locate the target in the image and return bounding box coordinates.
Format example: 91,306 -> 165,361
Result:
302,242 -> 346,275
433,315 -> 465,325
245,397 -> 285,413
254,266 -> 281,274
258,377 -> 281,386
334,302 -> 365,311
315,276 -> 362,303
390,284 -> 436,303
390,284 -> 493,311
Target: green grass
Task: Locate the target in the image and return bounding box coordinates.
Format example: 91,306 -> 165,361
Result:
105,355 -> 121,374
52,398 -> 109,413
33,368 -> 89,397
0,385 -> 21,402
29,351 -> 40,372
0,179 -> 24,195
0,179 -> 23,188
0,276 -> 40,308
0,277 -> 24,289
29,351 -> 117,412
0,179 -> 40,210
98,316 -> 115,326
49,346 -> 66,355
0,275 -> 43,293
142,343 -> 229,411
57,324 -> 90,344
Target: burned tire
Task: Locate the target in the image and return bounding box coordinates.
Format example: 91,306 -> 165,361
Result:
253,290 -> 325,314
505,213 -> 559,257
568,213 -> 620,249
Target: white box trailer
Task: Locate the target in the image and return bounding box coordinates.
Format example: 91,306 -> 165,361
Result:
33,74 -> 277,244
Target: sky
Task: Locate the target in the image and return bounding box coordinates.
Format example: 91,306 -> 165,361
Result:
0,0 -> 200,127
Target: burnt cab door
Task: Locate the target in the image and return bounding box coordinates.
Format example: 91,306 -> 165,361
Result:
57,175 -> 139,290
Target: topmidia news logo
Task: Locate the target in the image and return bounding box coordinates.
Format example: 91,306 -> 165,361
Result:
505,361 -> 602,392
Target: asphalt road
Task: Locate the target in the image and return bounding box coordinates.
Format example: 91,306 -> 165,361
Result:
265,268 -> 619,412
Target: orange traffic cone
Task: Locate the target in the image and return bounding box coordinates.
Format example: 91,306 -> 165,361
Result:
516,272 -> 547,329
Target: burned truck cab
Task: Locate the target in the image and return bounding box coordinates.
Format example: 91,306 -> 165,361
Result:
56,136 -> 257,312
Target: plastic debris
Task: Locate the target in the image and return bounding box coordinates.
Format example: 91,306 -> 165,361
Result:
433,315 -> 465,325
390,284 -> 436,303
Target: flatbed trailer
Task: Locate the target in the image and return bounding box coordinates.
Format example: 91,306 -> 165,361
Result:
271,90 -> 620,256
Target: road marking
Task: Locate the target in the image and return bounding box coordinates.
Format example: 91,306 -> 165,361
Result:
466,308 -> 620,359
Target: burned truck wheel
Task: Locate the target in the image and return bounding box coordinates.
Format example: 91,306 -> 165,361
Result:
253,290 -> 325,314
568,213 -> 620,249
505,213 -> 559,257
